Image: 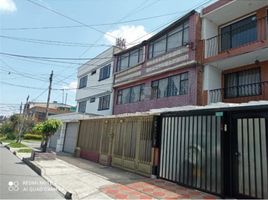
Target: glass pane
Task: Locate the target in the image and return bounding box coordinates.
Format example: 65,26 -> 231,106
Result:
153,36 -> 166,57
231,16 -> 257,48
119,54 -> 129,70
183,27 -> 189,45
158,78 -> 168,98
129,50 -> 139,67
122,88 -> 130,104
130,85 -> 141,103
225,73 -> 237,98
167,31 -> 182,51
221,26 -> 231,51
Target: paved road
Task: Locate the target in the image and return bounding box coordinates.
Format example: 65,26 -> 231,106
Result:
0,145 -> 63,199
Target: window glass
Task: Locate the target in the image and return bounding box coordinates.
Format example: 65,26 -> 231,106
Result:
122,88 -> 130,104
224,68 -> 261,98
221,15 -> 257,51
130,85 -> 141,103
79,76 -> 87,89
153,36 -> 166,57
99,64 -> 111,81
167,31 -> 182,51
78,101 -> 86,113
119,54 -> 129,71
183,27 -> 189,45
98,95 -> 110,110
129,50 -> 139,67
151,72 -> 189,99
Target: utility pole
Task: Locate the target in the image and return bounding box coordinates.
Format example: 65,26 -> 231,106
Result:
17,95 -> 29,143
61,89 -> 65,104
65,93 -> 68,105
45,70 -> 53,120
19,102 -> 23,115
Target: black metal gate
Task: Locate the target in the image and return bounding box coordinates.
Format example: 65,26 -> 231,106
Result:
230,112 -> 268,199
159,111 -> 222,196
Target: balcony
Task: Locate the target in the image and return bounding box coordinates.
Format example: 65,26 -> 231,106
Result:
208,81 -> 268,104
205,16 -> 267,59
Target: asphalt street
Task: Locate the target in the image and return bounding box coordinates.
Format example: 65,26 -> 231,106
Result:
0,145 -> 63,199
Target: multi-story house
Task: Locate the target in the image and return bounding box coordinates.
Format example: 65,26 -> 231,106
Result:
76,46 -> 121,115
113,11 -> 203,114
202,0 -> 268,104
25,101 -> 73,122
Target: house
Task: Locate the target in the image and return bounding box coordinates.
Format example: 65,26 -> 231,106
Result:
76,46 -> 122,115
113,11 -> 203,114
24,101 -> 73,122
201,0 -> 268,104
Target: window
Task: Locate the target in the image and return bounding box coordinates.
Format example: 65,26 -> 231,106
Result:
117,47 -> 143,71
98,95 -> 110,110
220,15 -> 257,52
78,101 -> 87,113
91,70 -> 96,75
90,97 -> 95,103
79,76 -> 87,89
151,72 -> 188,99
224,68 -> 261,98
117,84 -> 145,104
99,64 -> 111,81
148,20 -> 189,59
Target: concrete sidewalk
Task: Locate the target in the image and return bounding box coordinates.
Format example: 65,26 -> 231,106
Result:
30,153 -> 219,200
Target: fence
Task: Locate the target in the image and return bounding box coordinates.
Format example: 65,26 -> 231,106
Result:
208,81 -> 268,104
77,115 -> 155,176
158,105 -> 268,198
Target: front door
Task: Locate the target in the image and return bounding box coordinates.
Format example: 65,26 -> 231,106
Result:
232,112 -> 268,199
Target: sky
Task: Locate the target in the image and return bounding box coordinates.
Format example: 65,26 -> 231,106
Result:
0,0 -> 213,116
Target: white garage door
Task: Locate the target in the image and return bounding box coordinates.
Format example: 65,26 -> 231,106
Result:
63,122 -> 79,153
49,129 -> 60,149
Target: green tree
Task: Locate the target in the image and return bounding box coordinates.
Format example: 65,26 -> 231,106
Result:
33,119 -> 62,152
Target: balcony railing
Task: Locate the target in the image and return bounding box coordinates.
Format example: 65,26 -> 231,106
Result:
205,16 -> 267,58
209,81 -> 268,104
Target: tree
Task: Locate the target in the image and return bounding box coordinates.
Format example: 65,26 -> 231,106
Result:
33,119 -> 62,152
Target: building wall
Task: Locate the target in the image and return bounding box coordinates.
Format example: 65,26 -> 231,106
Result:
76,47 -> 121,115
113,12 -> 202,114
113,66 -> 198,114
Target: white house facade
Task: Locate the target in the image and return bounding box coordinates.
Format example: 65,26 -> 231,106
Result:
76,46 -> 121,115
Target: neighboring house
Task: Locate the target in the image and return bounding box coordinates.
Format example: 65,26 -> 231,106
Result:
76,46 -> 122,115
201,0 -> 268,104
113,11 -> 203,114
25,101 -> 73,122
48,112 -> 97,153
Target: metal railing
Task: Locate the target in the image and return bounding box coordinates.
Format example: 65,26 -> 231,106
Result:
205,16 -> 267,58
209,81 -> 268,104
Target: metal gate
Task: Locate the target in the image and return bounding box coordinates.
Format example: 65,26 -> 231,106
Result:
230,112 -> 268,199
159,112 -> 222,195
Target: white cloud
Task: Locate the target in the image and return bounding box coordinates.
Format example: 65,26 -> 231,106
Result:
0,0 -> 17,13
104,25 -> 153,48
63,81 -> 77,91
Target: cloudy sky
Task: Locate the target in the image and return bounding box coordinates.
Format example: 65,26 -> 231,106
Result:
0,0 -> 211,115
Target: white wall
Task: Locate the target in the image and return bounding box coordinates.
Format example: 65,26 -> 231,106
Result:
203,64 -> 222,91
202,18 -> 218,58
76,47 -> 121,115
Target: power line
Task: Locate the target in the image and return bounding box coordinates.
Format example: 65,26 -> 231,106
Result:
0,51 -> 112,60
0,12 -> 179,31
25,0 -> 119,41
0,35 -> 113,48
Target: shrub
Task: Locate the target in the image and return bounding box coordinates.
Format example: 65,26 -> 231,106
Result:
6,132 -> 16,140
23,134 -> 42,140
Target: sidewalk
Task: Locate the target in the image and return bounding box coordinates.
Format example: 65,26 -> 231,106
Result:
30,153 -> 219,200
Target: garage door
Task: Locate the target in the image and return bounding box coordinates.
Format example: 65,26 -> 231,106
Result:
49,129 -> 60,149
63,122 -> 79,153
